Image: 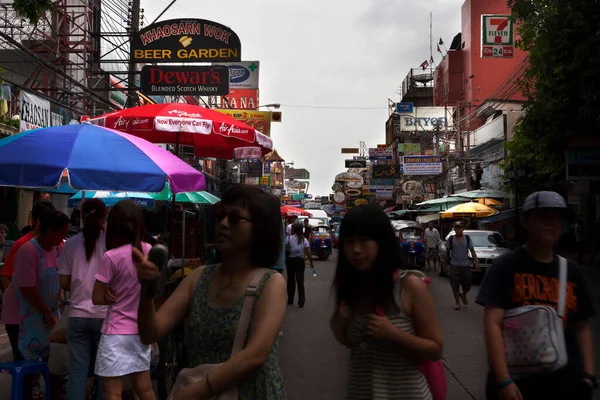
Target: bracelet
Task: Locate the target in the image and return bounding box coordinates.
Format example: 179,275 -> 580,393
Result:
497,378 -> 514,390
205,373 -> 215,396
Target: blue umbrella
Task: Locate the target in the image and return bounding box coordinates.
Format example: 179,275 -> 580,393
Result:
0,124 -> 205,193
68,191 -> 155,208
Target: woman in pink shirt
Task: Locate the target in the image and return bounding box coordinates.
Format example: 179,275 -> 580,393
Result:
92,200 -> 154,400
59,199 -> 108,399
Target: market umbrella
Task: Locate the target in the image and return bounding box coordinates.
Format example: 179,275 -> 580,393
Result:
281,206 -> 311,217
450,188 -> 513,200
151,182 -> 221,205
416,197 -> 467,211
68,191 -> 155,208
474,198 -> 503,206
440,202 -> 498,219
0,124 -> 206,193
88,103 -> 273,159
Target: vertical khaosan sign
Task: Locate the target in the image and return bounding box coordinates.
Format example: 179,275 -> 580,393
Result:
130,19 -> 242,63
19,90 -> 64,132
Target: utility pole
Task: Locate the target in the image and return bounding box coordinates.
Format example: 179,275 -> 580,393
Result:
127,0 -> 140,107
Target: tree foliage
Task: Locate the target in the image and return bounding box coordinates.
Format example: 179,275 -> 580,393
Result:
12,0 -> 52,25
504,0 -> 600,189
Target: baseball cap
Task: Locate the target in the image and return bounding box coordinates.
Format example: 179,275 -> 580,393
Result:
522,191 -> 567,215
453,221 -> 465,227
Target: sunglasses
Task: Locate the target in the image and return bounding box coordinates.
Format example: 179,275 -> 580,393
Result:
214,203 -> 252,225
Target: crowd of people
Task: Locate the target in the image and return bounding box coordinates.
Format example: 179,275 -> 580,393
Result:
0,186 -> 596,400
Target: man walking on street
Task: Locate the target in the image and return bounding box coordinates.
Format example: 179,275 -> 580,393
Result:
445,221 -> 479,310
476,191 -> 596,400
424,221 -> 441,272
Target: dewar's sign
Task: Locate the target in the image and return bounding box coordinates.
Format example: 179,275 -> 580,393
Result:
140,65 -> 230,96
131,19 -> 242,63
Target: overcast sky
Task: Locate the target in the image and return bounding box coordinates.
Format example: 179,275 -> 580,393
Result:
144,0 -> 463,195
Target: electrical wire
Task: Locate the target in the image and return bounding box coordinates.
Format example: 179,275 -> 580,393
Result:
278,104 -> 388,110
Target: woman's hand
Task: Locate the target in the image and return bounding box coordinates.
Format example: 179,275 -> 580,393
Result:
499,382 -> 523,400
366,313 -> 398,340
43,311 -> 58,328
133,247 -> 161,284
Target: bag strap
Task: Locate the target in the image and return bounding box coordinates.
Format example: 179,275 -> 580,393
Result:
557,256 -> 568,318
230,268 -> 270,357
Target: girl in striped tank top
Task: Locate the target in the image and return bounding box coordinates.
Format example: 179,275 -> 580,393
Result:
330,205 -> 444,399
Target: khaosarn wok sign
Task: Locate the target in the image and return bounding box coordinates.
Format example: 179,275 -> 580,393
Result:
131,19 -> 242,63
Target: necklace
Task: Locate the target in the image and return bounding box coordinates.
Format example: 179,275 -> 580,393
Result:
215,278 -> 236,298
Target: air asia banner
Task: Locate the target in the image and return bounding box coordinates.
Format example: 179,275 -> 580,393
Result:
131,19 -> 242,63
140,65 -> 230,96
218,110 -> 271,136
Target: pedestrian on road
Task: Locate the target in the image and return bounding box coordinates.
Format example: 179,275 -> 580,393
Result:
476,191 -> 596,400
424,222 -> 440,272
445,221 -> 479,310
91,200 -> 155,400
285,223 -> 314,308
0,223 -> 14,263
0,201 -> 56,362
59,198 -> 108,400
330,205 -> 443,400
14,209 -> 70,399
303,218 -> 312,242
135,185 -> 287,399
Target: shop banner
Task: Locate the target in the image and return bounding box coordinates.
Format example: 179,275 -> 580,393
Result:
247,162 -> 263,178
372,164 -> 402,179
398,143 -> 421,154
216,61 -> 259,90
140,65 -> 230,96
481,15 -> 514,58
369,148 -> 393,160
220,89 -> 258,110
19,91 -> 64,132
403,155 -> 443,175
259,176 -> 271,186
131,19 -> 241,63
341,148 -> 359,154
263,162 -> 271,175
345,159 -> 366,168
234,146 -> 262,160
218,109 -> 271,136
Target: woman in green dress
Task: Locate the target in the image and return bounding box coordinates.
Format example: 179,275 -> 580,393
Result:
136,185 -> 287,399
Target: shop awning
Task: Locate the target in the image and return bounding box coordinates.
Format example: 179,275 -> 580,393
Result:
478,208 -> 518,223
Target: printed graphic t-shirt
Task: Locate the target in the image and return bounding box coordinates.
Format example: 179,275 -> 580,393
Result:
476,247 -> 596,379
95,242 -> 151,335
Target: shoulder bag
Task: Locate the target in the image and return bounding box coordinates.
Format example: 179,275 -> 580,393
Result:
168,268 -> 270,400
502,256 -> 568,378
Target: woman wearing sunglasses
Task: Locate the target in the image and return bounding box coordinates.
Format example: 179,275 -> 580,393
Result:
135,184 -> 287,399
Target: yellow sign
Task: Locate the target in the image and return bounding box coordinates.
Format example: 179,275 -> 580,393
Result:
218,110 -> 272,137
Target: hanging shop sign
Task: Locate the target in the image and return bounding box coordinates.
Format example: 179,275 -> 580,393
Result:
263,162 -> 271,175
345,188 -> 362,196
369,148 -> 393,160
218,110 -> 271,136
233,146 -> 262,160
259,176 -> 271,187
372,164 -> 402,179
247,162 -> 263,178
19,90 -> 64,132
220,89 -> 258,110
216,61 -> 259,90
131,19 -> 241,63
395,102 -> 414,113
566,149 -> 600,181
402,180 -> 424,195
481,15 -> 514,58
341,148 -> 359,154
398,143 -> 421,154
287,168 -> 310,180
398,107 -> 454,132
403,155 -> 443,175
140,65 -> 230,96
332,182 -> 343,192
335,171 -> 363,184
345,159 -> 367,168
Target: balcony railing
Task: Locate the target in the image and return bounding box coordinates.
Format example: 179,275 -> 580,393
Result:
401,68 -> 434,101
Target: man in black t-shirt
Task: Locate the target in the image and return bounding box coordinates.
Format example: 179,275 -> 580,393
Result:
476,191 -> 596,400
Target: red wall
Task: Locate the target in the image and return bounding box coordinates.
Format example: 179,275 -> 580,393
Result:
435,0 -> 527,107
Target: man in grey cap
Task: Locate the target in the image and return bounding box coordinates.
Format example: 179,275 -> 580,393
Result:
476,191 -> 596,399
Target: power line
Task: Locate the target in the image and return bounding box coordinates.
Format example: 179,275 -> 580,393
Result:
279,104 -> 387,110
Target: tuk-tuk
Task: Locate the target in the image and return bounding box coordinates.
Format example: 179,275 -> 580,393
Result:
308,219 -> 333,261
392,220 -> 424,266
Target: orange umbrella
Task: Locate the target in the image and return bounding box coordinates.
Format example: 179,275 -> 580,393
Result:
440,202 -> 498,219
475,198 -> 503,206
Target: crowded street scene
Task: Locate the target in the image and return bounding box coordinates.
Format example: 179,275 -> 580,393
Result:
0,0 -> 599,399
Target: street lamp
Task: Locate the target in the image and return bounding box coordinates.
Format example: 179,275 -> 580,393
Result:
258,103 -> 281,109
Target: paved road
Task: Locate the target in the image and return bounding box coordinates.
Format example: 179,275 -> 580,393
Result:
279,252 -> 600,400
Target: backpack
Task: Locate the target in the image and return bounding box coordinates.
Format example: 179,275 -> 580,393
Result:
447,234 -> 471,252
375,270 -> 447,400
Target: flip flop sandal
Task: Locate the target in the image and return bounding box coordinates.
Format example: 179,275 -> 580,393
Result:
453,305 -> 461,310
460,293 -> 468,305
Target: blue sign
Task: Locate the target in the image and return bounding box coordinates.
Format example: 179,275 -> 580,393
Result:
396,102 -> 414,113
229,65 -> 250,83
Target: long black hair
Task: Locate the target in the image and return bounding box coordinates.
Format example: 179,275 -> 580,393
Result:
39,210 -> 70,233
105,200 -> 145,252
220,184 -> 282,269
332,205 -> 406,310
82,199 -> 107,261
291,223 -> 304,245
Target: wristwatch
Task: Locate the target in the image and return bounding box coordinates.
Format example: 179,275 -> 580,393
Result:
583,373 -> 598,389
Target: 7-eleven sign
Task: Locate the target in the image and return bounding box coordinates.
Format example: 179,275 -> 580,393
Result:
481,15 -> 514,58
